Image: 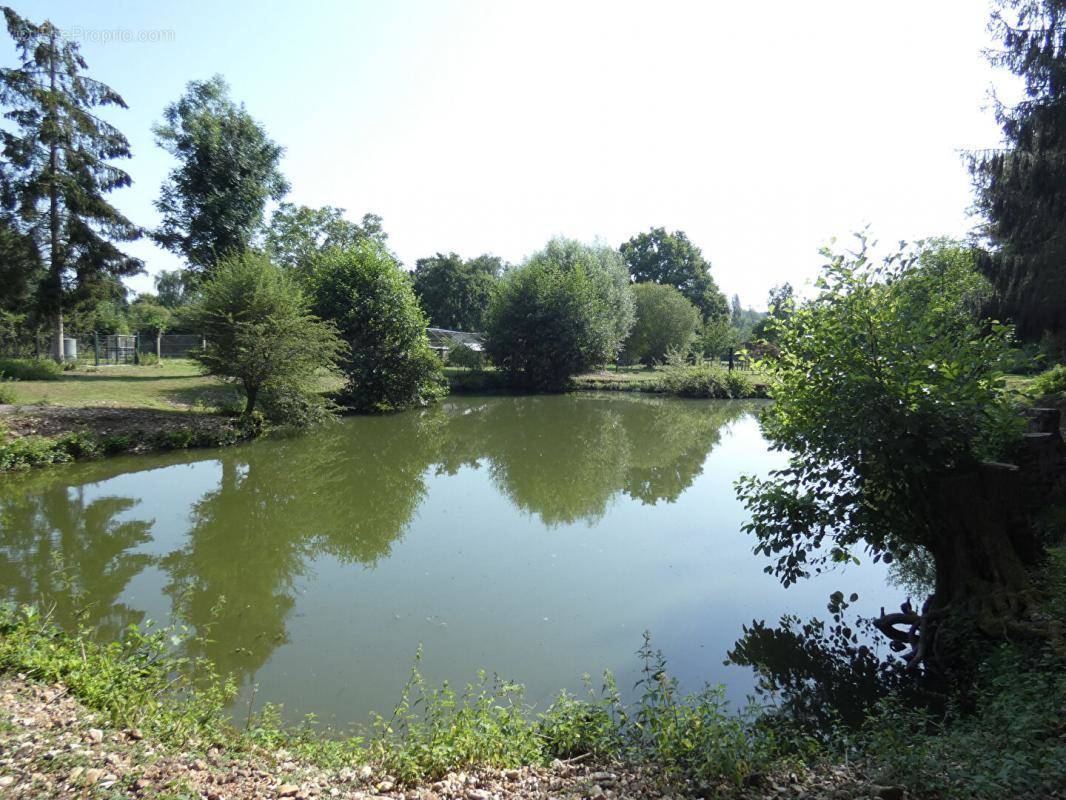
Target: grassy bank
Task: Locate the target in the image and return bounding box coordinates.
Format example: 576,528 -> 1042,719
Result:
0,360 -> 260,471
0,359 -> 239,410
447,363 -> 770,399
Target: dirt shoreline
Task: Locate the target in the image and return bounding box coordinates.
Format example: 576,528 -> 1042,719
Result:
0,676 -> 895,800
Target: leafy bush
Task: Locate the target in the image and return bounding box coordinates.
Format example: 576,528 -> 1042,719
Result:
485,238 -> 635,390
0,435 -> 74,470
1031,363 -> 1066,397
192,251 -> 348,421
0,604 -> 236,745
0,379 -> 15,404
0,357 -> 62,381
311,241 -> 447,412
621,283 -> 700,365
655,358 -> 760,398
861,644 -> 1066,799
736,237 -> 1020,590
101,434 -> 133,454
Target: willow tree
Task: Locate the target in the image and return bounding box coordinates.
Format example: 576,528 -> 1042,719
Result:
736,237 -> 1048,677
0,7 -> 141,359
970,0 -> 1066,343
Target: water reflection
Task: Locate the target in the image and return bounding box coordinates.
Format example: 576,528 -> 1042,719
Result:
0,394 -> 783,716
0,482 -> 153,639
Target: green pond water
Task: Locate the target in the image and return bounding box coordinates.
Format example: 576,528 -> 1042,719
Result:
0,393 -> 900,727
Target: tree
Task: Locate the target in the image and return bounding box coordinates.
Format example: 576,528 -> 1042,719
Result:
735,236 -> 1040,677
412,252 -> 501,331
0,213 -> 41,314
970,0 -> 1066,344
0,7 -> 142,360
129,295 -> 172,359
154,75 -> 288,277
766,282 -> 794,319
485,238 -> 635,389
192,251 -> 346,420
264,203 -> 387,281
619,228 -> 728,321
621,283 -> 700,365
309,241 -> 446,412
154,269 -> 192,308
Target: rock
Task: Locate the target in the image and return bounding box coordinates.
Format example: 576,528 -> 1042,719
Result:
377,780 -> 395,792
466,790 -> 491,800
86,727 -> 104,744
278,784 -> 300,797
359,764 -> 374,780
68,767 -> 83,784
134,777 -> 152,791
872,786 -> 904,800
0,776 -> 15,788
84,767 -> 105,784
588,786 -> 605,798
192,758 -> 208,771
503,768 -> 520,781
126,728 -> 144,741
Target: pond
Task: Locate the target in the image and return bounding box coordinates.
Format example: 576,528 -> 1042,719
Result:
0,394 -> 901,728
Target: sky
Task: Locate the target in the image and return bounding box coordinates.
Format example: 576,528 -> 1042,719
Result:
8,0 -> 1016,308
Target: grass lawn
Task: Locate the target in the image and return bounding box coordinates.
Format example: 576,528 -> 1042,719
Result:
3,359 -> 239,412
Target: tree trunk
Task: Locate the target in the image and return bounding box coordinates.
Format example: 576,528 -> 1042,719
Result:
244,386 -> 258,416
47,28 -> 64,364
877,413 -> 1066,675
156,330 -> 162,360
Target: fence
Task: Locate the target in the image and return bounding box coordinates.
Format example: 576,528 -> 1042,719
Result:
28,332 -> 206,365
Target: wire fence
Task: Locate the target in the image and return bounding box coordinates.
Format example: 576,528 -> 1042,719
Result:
6,332 -> 207,365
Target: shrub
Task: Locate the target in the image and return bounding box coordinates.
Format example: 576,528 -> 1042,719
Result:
485,238 -> 635,390
0,357 -> 62,381
621,283 -> 700,365
1031,363 -> 1066,397
0,379 -> 15,404
192,251 -> 348,421
311,241 -> 447,412
102,434 -> 133,454
0,435 -> 74,470
656,358 -> 760,398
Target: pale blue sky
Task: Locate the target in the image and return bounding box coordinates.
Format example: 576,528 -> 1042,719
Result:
9,1 -> 1012,306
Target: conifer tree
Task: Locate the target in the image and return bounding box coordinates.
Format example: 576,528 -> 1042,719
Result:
971,0 -> 1066,343
0,7 -> 141,359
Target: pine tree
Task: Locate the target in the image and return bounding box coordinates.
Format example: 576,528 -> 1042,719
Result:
970,0 -> 1066,344
0,7 -> 141,360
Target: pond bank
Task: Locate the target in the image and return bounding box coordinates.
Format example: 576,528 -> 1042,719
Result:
0,404 -> 258,471
0,624 -> 878,800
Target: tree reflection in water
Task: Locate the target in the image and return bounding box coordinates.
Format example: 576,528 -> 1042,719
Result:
0,394 -> 759,691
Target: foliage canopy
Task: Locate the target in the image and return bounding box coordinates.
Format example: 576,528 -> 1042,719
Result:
619,228 -> 727,321
736,236 -> 1018,588
192,251 -> 346,422
310,241 -> 446,412
621,282 -> 700,365
485,238 -> 635,390
413,252 -> 501,332
154,75 -> 288,277
970,0 -> 1066,343
0,6 -> 142,356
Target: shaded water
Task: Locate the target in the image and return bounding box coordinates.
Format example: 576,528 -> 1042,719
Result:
0,394 -> 900,726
